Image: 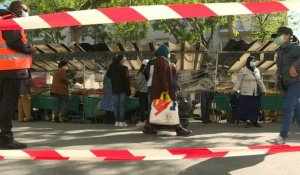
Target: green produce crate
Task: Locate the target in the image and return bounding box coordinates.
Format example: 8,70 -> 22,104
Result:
31,94 -> 80,112
70,95 -> 80,113
261,94 -> 284,111
31,95 -> 40,109
214,93 -> 232,111
83,95 -> 101,119
38,95 -> 55,110
125,97 -> 140,112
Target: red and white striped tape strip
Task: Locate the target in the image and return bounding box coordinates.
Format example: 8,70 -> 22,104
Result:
0,145 -> 300,161
0,1 -> 299,31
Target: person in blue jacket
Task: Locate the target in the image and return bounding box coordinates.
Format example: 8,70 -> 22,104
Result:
269,27 -> 300,144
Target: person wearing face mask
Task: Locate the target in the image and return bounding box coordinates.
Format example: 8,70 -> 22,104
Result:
232,56 -> 266,128
268,27 -> 300,144
50,61 -> 71,123
143,44 -> 192,136
0,1 -> 36,149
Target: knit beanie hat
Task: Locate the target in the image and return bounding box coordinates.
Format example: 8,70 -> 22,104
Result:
155,44 -> 170,58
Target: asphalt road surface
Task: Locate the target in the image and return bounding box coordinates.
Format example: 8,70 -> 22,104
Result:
1,121 -> 300,175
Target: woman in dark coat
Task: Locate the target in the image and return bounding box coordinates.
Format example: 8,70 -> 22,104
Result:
143,44 -> 192,136
107,54 -> 131,127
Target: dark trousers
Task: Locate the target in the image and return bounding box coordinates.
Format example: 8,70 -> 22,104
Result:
0,79 -> 21,142
53,94 -> 70,118
201,91 -> 213,122
138,92 -> 148,122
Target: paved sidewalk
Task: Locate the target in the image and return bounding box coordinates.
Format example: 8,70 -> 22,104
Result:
11,121 -> 299,149
0,121 -> 299,175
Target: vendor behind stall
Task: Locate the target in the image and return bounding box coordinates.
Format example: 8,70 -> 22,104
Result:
50,61 -> 71,123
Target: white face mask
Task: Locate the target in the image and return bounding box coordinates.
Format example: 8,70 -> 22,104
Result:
167,53 -> 171,59
21,10 -> 29,17
250,61 -> 256,67
62,66 -> 69,71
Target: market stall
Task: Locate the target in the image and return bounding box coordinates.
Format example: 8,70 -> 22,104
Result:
29,41 -> 208,123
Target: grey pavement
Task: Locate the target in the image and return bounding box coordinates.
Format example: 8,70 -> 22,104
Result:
0,121 -> 300,175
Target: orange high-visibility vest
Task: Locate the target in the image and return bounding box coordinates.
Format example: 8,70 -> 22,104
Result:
0,14 -> 32,70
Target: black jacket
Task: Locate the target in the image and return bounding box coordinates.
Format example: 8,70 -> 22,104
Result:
143,59 -> 155,81
0,10 -> 35,80
107,64 -> 131,95
276,42 -> 300,86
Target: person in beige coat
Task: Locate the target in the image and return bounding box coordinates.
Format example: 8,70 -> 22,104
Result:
232,56 -> 266,128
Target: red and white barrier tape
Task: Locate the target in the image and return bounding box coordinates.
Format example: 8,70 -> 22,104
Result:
0,1 -> 299,31
0,145 -> 300,161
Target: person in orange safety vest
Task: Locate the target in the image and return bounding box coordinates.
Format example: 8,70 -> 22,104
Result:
0,1 -> 36,149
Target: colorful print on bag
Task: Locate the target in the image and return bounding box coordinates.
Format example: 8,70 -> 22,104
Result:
149,92 -> 180,125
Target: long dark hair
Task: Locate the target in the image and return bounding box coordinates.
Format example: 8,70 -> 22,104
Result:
110,54 -> 124,70
113,54 -> 124,65
137,64 -> 146,74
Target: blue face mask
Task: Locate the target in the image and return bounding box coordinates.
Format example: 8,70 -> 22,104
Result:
274,35 -> 285,46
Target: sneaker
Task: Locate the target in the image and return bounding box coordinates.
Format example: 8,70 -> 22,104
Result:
0,140 -> 27,149
143,124 -> 158,135
143,127 -> 158,135
176,128 -> 192,136
119,122 -> 128,127
268,136 -> 286,145
115,122 -> 120,127
136,121 -> 145,127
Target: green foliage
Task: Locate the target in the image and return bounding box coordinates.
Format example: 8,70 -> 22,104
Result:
26,29 -> 66,44
152,17 -> 226,48
19,0 -> 288,46
22,0 -> 150,43
22,0 -> 87,43
108,22 -> 149,43
80,25 -> 112,43
250,12 -> 287,43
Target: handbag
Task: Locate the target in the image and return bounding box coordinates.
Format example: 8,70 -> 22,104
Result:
256,82 -> 264,96
149,92 -> 180,125
252,73 -> 264,96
